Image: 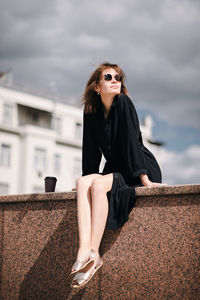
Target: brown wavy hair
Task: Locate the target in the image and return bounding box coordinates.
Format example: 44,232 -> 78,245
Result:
81,62 -> 128,114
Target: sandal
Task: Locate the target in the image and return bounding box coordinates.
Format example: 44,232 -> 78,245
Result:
70,249 -> 96,275
71,254 -> 103,288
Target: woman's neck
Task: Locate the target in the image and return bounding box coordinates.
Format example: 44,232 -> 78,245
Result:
100,94 -> 115,112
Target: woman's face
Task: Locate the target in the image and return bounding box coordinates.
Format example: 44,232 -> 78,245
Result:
95,68 -> 122,97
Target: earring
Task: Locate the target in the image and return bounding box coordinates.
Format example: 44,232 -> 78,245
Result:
97,92 -> 99,95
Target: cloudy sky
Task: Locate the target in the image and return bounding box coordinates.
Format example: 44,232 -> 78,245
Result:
0,0 -> 200,184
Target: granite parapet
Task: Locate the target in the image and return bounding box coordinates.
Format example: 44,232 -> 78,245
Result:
0,184 -> 199,299
0,184 -> 199,203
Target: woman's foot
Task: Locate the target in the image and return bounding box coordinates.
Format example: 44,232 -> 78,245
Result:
70,249 -> 96,274
71,252 -> 103,288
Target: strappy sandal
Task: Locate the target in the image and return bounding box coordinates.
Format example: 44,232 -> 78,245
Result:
70,249 -> 96,275
71,254 -> 103,288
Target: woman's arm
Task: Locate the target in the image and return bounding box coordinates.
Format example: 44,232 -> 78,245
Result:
82,112 -> 102,176
119,95 -> 163,185
119,95 -> 148,178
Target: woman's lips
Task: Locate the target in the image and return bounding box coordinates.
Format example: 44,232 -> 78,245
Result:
110,85 -> 119,88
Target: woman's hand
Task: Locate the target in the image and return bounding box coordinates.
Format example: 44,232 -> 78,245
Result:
140,174 -> 167,187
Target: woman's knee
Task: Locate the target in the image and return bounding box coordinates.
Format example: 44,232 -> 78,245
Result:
76,176 -> 89,190
91,177 -> 106,195
76,174 -> 101,190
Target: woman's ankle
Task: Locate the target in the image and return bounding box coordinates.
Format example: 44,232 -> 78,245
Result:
77,247 -> 91,259
90,247 -> 99,256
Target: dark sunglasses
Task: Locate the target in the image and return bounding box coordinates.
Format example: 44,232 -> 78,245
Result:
104,74 -> 122,82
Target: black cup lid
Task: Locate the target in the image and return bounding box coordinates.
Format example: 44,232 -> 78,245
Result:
45,176 -> 57,180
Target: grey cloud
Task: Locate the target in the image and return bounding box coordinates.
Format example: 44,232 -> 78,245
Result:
162,145 -> 200,184
0,0 -> 200,129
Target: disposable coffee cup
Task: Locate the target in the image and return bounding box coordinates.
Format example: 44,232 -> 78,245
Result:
44,176 -> 57,192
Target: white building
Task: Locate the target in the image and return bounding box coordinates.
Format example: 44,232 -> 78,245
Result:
0,86 -> 83,195
0,85 -> 163,196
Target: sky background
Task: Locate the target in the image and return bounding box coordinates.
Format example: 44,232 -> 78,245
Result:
0,0 -> 200,184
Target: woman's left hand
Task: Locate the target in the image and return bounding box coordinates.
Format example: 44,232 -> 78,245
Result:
140,174 -> 167,187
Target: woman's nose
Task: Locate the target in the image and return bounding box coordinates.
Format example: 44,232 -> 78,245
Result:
111,76 -> 117,83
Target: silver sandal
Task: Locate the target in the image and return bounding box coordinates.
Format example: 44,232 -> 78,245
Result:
70,249 -> 96,274
71,254 -> 103,288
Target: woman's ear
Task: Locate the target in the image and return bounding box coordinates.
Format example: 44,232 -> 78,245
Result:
94,85 -> 100,93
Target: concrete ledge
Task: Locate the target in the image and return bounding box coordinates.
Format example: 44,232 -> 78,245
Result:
0,184 -> 199,203
0,184 -> 200,299
136,183 -> 200,196
0,191 -> 77,203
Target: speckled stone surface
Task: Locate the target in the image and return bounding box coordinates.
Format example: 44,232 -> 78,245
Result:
135,183 -> 200,196
0,191 -> 76,203
0,185 -> 200,299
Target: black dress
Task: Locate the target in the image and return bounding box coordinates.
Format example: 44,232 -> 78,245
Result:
82,94 -> 162,230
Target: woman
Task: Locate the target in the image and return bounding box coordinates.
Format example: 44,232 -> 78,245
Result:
71,62 -> 164,288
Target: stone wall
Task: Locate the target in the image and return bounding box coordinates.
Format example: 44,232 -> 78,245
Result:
0,184 -> 200,299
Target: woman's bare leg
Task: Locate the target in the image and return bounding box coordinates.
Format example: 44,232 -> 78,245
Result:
90,173 -> 113,255
71,173 -> 113,279
75,174 -> 102,262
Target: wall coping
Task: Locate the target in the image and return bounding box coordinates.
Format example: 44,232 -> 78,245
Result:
0,184 -> 199,204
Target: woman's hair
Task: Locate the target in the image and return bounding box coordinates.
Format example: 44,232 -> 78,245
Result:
81,62 -> 128,114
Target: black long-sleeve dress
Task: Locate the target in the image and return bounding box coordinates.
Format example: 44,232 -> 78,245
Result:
82,94 -> 162,230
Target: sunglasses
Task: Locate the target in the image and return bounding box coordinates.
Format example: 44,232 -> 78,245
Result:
104,74 -> 122,82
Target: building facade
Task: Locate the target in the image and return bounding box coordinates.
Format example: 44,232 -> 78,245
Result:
0,86 -> 83,195
0,86 -> 163,195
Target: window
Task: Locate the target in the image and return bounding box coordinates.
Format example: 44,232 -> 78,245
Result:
54,154 -> 61,174
3,103 -> 13,124
0,144 -> 11,167
0,182 -> 9,195
28,109 -> 39,123
34,148 -> 46,172
52,116 -> 61,134
74,122 -> 82,140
